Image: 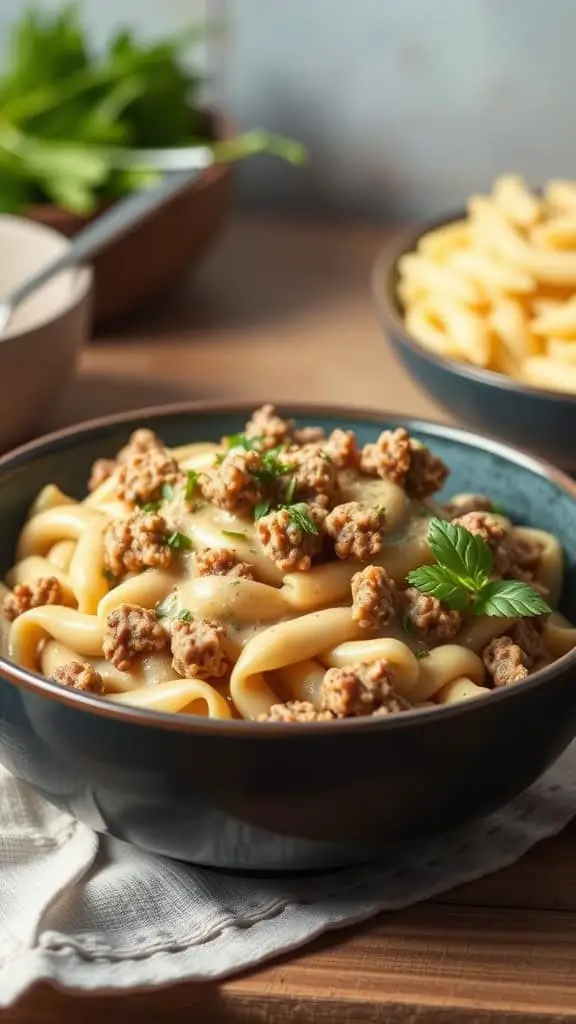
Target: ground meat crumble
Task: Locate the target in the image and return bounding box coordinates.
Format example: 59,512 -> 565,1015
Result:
452,511 -> 542,582
482,620 -> 546,688
244,404 -> 293,450
103,510 -> 173,578
88,458 -> 116,493
360,427 -> 448,499
324,502 -> 387,561
201,449 -> 264,514
321,660 -> 409,717
3,577 -> 63,621
443,493 -> 495,519
116,443 -> 181,507
52,661 -> 103,694
256,505 -> 327,572
351,565 -> 396,629
170,616 -> 230,679
259,700 -> 335,723
323,428 -> 360,469
401,587 -> 462,643
103,604 -> 167,672
195,547 -> 255,579
288,443 -> 337,505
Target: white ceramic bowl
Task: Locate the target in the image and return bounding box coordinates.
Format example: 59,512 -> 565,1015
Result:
0,215 -> 92,450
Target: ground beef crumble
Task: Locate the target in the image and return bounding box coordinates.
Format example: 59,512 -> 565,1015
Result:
3,577 -> 63,621
351,565 -> 396,629
170,617 -> 230,679
293,425 -> 327,445
103,510 -> 173,577
443,493 -> 495,519
88,458 -> 116,493
116,443 -> 181,506
321,660 -> 409,717
324,502 -> 387,561
103,604 -> 167,672
201,449 -> 264,514
259,700 -> 335,723
195,547 -> 255,579
402,587 -> 462,642
323,428 -> 360,469
244,404 -> 293,450
52,661 -> 103,694
256,505 -> 326,572
360,427 -> 448,499
288,444 -> 338,504
482,620 -> 546,687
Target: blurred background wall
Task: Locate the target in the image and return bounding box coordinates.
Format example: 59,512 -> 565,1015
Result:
1,0 -> 574,221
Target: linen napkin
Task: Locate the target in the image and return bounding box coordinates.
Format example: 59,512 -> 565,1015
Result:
1,742 -> 575,1006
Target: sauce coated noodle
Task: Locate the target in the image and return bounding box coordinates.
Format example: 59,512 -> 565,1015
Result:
2,408 -> 574,722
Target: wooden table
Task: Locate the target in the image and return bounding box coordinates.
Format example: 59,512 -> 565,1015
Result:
11,218 -> 576,1022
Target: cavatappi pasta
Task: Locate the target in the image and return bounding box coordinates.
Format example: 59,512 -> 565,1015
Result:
397,174 -> 576,395
2,406 -> 574,723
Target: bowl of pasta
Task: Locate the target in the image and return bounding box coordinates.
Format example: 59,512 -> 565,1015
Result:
0,400 -> 576,872
373,174 -> 576,472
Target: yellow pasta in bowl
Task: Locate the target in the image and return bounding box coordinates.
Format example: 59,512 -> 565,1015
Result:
1,402 -> 576,869
373,175 -> 576,472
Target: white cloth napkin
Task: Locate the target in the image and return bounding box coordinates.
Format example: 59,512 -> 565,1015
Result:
1,743 -> 575,1007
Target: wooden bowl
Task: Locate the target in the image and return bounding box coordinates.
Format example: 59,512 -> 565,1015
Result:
23,110 -> 234,323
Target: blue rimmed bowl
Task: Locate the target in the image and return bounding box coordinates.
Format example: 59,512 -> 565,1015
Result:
0,401 -> 575,872
372,216 -> 576,474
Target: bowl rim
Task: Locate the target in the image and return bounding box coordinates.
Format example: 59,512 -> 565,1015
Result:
372,212 -> 576,405
1,398 -> 576,737
0,213 -> 93,340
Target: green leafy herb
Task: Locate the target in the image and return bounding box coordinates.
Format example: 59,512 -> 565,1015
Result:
251,447 -> 296,487
284,476 -> 296,505
221,530 -> 247,541
225,432 -> 261,451
166,530 -> 192,551
406,517 -> 552,618
320,451 -> 333,463
415,648 -> 430,659
491,502 -> 507,517
177,608 -> 193,622
185,469 -> 199,500
254,498 -> 271,520
418,507 -> 431,518
156,590 -> 177,618
161,482 -> 175,501
401,611 -> 415,636
473,580 -> 551,618
102,567 -> 116,582
138,499 -> 161,513
0,7 -> 305,216
285,503 -> 319,535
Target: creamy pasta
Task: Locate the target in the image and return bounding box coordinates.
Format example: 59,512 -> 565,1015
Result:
2,406 -> 574,722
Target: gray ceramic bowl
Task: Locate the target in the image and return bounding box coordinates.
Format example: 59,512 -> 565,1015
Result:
372,215 -> 576,473
0,215 -> 92,451
0,402 -> 576,872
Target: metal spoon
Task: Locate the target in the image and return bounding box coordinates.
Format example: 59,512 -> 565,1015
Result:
0,151 -> 213,336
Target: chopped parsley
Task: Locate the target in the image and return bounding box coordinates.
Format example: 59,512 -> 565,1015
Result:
221,530 -> 248,541
166,530 -> 193,551
285,502 -> 319,535
225,432 -> 262,452
254,498 -> 272,520
283,475 -> 296,505
138,500 -> 162,514
161,482 -> 175,501
251,446 -> 296,487
414,647 -> 430,659
185,469 -> 200,500
177,608 -> 193,622
401,611 -> 415,637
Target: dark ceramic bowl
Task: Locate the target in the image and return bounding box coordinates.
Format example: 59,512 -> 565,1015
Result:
372,216 -> 576,474
1,402 -> 576,873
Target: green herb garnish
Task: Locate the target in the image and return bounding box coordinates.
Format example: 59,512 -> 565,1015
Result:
221,530 -> 247,541
225,432 -> 261,452
185,469 -> 200,500
138,499 -> 162,513
161,482 -> 175,501
177,608 -> 193,622
284,476 -> 296,505
166,530 -> 192,551
491,502 -> 507,517
254,499 -> 271,520
415,648 -> 430,659
251,446 -> 296,486
285,502 -> 319,536
406,518 -> 551,618
0,8 -> 305,216
102,567 -> 116,582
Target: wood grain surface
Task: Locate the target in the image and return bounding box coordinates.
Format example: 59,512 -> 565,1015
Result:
8,217 -> 576,1023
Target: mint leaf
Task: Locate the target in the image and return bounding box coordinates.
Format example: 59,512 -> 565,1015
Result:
428,518 -> 492,589
473,580 -> 552,618
406,566 -> 469,610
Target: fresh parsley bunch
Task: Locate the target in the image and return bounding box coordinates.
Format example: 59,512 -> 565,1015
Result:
407,518 -> 551,618
0,5 -> 305,216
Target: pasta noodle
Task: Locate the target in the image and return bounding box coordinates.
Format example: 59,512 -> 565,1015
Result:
2,407 -> 574,723
396,173 -> 576,395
